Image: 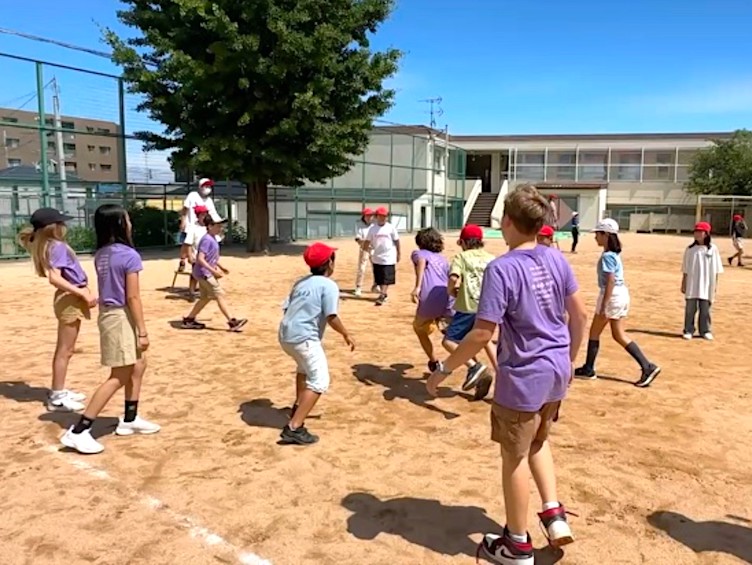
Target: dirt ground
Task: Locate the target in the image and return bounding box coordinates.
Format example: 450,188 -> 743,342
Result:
0,231 -> 750,565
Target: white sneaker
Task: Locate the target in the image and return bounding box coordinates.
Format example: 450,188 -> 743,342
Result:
46,393 -> 85,412
60,427 -> 104,454
682,333 -> 692,340
703,333 -> 714,341
62,389 -> 86,402
354,287 -> 362,297
115,416 -> 161,436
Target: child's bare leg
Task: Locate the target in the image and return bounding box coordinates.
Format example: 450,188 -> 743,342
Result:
186,297 -> 210,319
295,373 -> 306,403
125,357 -> 147,402
290,389 -> 321,429
81,365 -> 134,420
529,439 -> 558,505
501,445 -> 532,537
188,276 -> 197,294
414,321 -> 437,361
608,318 -> 631,348
52,320 -> 81,392
215,295 -> 233,321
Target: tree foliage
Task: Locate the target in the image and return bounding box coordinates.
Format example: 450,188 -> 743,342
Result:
105,0 -> 401,251
686,129 -> 752,196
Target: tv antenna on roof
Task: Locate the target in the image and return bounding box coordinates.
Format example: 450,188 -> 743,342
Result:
419,97 -> 443,129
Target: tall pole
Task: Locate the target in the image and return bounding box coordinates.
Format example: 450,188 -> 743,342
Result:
443,124 -> 449,231
35,62 -> 50,207
52,77 -> 68,210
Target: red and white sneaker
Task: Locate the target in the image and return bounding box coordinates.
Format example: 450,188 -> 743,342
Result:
538,503 -> 575,547
476,528 -> 534,564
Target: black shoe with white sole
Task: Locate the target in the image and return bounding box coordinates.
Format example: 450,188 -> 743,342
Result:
462,363 -> 486,391
635,364 -> 661,388
279,425 -> 319,445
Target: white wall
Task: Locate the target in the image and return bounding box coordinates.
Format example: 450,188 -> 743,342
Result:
606,182 -> 697,207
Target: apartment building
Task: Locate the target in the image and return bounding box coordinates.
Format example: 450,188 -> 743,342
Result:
0,108 -> 122,183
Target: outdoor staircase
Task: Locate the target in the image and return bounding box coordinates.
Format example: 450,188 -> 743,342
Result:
466,192 -> 498,227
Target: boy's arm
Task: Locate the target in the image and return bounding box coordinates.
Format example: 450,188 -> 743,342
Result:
565,290 -> 588,365
327,315 -> 355,350
600,274 -> 615,314
196,251 -> 222,278
47,269 -> 95,305
394,239 -> 401,262
681,274 -> 687,294
412,258 -> 426,302
447,274 -> 460,297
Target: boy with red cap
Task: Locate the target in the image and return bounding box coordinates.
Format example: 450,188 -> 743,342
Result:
354,207 -> 374,296
178,178 -> 220,272
364,207 -> 400,306
682,221 -> 723,340
442,224 -> 497,398
278,242 -> 355,445
729,213 -> 747,267
537,225 -> 555,247
183,204 -> 210,300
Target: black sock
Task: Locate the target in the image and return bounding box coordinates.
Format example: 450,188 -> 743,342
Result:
291,404 -> 298,417
72,416 -> 94,434
584,339 -> 600,369
124,400 -> 138,423
625,342 -> 650,372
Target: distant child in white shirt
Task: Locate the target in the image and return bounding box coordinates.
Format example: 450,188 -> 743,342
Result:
364,206 -> 400,306
682,221 -> 723,340
354,208 -> 374,296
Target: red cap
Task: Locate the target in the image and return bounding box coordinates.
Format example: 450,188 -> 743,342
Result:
194,205 -> 209,214
198,178 -> 214,188
694,221 -> 711,233
460,224 -> 484,241
538,225 -> 555,237
375,206 -> 388,216
733,214 -> 743,222
363,207 -> 374,216
303,242 -> 337,268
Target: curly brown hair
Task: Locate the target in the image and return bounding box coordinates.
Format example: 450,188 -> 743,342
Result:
415,227 -> 444,253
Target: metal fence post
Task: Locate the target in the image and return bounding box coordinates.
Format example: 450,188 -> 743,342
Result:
35,62 -> 50,207
118,78 -> 128,200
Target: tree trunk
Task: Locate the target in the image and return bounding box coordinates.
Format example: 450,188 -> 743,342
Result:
246,180 -> 270,253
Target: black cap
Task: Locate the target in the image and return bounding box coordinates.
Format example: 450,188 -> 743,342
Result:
30,208 -> 74,231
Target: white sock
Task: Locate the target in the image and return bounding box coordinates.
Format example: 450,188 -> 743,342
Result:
542,501 -> 561,512
508,531 -> 527,543
49,390 -> 66,400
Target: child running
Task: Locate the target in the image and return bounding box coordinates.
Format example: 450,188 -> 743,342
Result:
442,224 -> 497,397
61,204 -> 160,454
364,207 -> 400,306
18,208 -> 97,412
682,221 -> 723,340
426,185 -> 589,565
728,213 -> 747,267
410,227 -> 453,373
278,243 -> 355,445
181,217 -> 247,331
537,225 -> 555,247
574,218 -> 661,388
354,208 -> 374,296
182,204 -> 209,301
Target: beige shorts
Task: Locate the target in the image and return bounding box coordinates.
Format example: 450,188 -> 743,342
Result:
198,276 -> 224,300
596,286 -> 630,319
491,401 -> 561,459
98,306 -> 142,367
53,290 -> 91,324
733,237 -> 744,251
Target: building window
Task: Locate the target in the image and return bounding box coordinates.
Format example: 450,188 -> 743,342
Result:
96,128 -> 111,134
610,150 -> 641,181
643,150 -> 675,181
65,161 -> 77,172
514,150 -> 545,181
578,151 -> 608,181
547,150 -> 576,181
99,146 -> 111,155
100,164 -> 112,171
5,137 -> 20,148
88,145 -> 95,151
86,126 -> 95,133
64,143 -> 76,152
61,121 -> 75,130
2,116 -> 18,123
88,163 -> 97,171
8,158 -> 21,167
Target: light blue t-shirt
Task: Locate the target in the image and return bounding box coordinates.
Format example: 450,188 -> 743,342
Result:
278,275 -> 340,344
597,251 -> 625,288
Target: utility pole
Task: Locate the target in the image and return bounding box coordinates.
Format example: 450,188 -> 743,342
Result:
52,77 -> 68,210
444,124 -> 450,231
419,97 -> 443,129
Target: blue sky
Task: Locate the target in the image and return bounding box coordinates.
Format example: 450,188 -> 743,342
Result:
1,0 -> 751,178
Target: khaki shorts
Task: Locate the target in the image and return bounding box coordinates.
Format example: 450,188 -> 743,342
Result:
491,401 -> 561,459
53,290 -> 91,324
198,276 -> 224,300
413,315 -> 439,335
733,237 -> 744,251
98,306 -> 142,368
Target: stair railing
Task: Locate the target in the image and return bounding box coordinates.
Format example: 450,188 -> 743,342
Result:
462,178 -> 483,224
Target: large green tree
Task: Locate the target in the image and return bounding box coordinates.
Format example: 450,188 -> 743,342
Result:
105,0 -> 401,251
686,129 -> 752,196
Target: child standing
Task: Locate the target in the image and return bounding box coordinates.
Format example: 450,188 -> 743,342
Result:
442,224 -> 497,395
570,212 -> 580,253
61,204 -> 160,454
278,243 -> 355,445
181,217 -> 247,331
365,207 -> 400,306
354,208 -> 374,296
410,228 -> 453,373
426,185 -> 589,564
18,208 -> 97,412
574,218 -> 661,388
728,213 -> 747,267
682,221 -> 723,340
537,225 -> 555,247
182,204 -> 209,301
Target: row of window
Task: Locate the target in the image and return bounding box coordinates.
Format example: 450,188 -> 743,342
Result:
1,116 -> 113,134
510,163 -> 691,182
4,138 -> 114,155
6,158 -> 113,172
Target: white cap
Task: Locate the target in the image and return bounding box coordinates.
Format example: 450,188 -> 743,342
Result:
198,177 -> 214,188
594,218 -> 619,234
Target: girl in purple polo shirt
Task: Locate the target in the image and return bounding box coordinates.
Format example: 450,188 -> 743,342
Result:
60,204 -> 160,455
18,208 -> 98,413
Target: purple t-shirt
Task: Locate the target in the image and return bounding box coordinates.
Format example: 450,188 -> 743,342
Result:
192,234 -> 220,279
411,249 -> 453,319
94,243 -> 143,307
48,241 -> 88,286
476,245 -> 578,412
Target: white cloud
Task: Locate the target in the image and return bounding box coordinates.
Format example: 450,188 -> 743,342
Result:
631,78 -> 752,114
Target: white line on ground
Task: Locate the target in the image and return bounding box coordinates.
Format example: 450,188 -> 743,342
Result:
43,444 -> 271,565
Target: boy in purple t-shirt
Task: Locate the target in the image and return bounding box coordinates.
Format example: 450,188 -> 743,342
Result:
181,217 -> 247,332
426,185 -> 588,565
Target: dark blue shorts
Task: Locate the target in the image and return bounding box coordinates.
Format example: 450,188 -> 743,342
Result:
444,312 -> 476,343
178,232 -> 187,245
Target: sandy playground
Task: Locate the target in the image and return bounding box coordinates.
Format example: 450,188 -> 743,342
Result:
0,231 -> 750,565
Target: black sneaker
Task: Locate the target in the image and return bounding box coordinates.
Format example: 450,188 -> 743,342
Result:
462,363 -> 486,391
574,365 -> 597,380
473,374 -> 493,401
181,317 -> 206,330
428,360 -> 440,373
280,425 -> 319,445
228,318 -> 248,332
477,527 -> 534,564
635,364 -> 661,388
375,294 -> 387,306
728,257 -> 733,266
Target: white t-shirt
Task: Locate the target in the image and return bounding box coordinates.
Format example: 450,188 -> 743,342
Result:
183,191 -> 220,226
184,223 -> 208,253
355,220 -> 371,241
682,243 -> 723,301
366,222 -> 399,265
